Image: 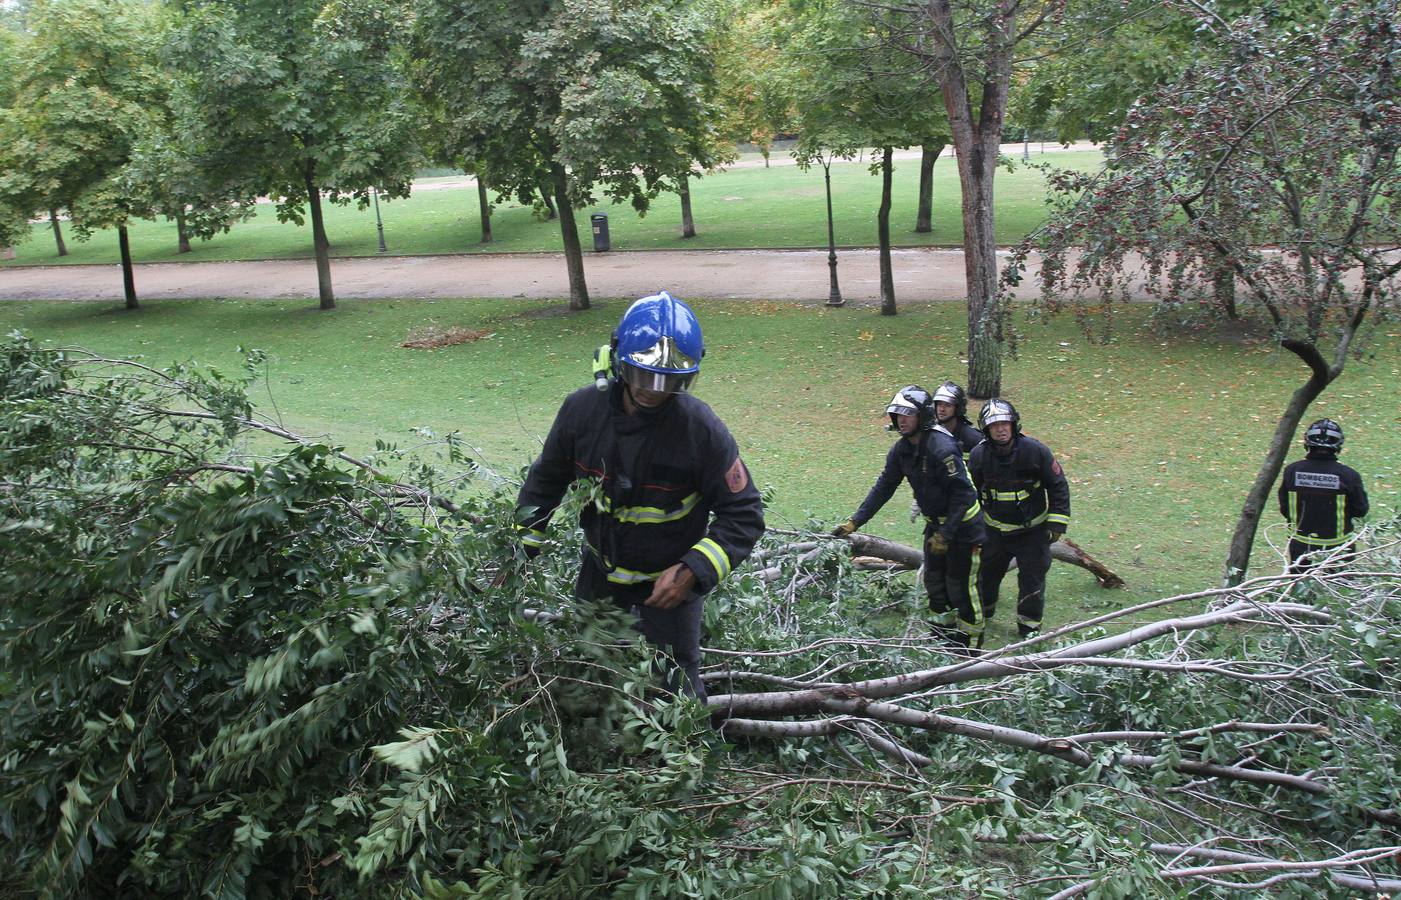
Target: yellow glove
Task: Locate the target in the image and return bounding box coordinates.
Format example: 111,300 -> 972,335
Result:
831,519 -> 857,538
926,532 -> 950,555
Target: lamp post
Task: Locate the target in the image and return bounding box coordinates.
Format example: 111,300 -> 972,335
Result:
372,186 -> 387,253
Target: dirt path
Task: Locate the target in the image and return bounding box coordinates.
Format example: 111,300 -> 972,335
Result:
0,247 -> 1070,306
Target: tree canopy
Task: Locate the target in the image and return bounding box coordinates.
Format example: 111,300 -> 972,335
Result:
1012,0 -> 1401,583
166,0 -> 423,309
0,0 -> 166,256
4,335 -> 1401,896
413,0 -> 725,310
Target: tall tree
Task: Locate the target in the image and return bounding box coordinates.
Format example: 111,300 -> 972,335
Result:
167,0 -> 422,310
1015,0 -> 1401,584
713,0 -> 796,168
913,143 -> 946,234
122,96 -> 259,256
872,0 -> 1151,394
414,0 -> 725,311
788,0 -> 948,315
0,0 -> 166,299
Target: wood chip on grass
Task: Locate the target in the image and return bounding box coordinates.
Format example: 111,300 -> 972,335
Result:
400,325 -> 494,349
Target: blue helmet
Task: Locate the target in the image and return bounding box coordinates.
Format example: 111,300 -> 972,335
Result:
613,291 -> 703,394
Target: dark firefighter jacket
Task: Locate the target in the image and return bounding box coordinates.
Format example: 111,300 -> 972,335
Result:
946,418 -> 984,456
852,427 -> 983,543
1278,452 -> 1369,547
968,433 -> 1071,537
515,384 -> 765,596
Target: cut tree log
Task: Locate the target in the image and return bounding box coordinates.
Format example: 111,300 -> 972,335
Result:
841,532 -> 1125,588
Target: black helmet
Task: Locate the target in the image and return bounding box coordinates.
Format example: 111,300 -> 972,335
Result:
978,397 -> 1021,440
886,384 -> 935,431
932,381 -> 968,421
1303,418 -> 1344,454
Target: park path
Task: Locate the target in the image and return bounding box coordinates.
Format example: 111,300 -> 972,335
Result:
0,247 -> 1063,306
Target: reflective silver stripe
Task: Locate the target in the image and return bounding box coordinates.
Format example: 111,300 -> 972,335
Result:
585,545 -> 667,584
1018,615 -> 1041,627
985,510 -> 1048,531
693,537 -> 731,581
924,500 -> 983,528
1045,513 -> 1070,526
988,489 -> 1031,501
610,492 -> 700,525
605,564 -> 667,584
1293,532 -> 1352,548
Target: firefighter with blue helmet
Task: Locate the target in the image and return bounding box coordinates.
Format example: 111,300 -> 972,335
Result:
833,385 -> 987,651
967,398 -> 1070,639
1279,418 -> 1369,571
515,291 -> 765,699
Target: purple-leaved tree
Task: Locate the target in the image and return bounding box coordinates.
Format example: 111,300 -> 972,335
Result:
1011,0 -> 1400,584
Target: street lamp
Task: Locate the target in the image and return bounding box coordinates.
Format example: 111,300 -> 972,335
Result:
372,186 -> 388,253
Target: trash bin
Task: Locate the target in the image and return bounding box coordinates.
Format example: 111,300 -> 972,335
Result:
590,213 -> 610,252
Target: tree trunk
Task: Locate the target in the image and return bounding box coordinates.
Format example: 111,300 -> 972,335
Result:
550,162 -> 590,311
176,209 -> 192,254
476,174 -> 493,244
118,224 -> 138,310
823,161 -> 842,307
837,532 -> 1124,588
1210,190 -> 1239,318
878,147 -> 896,316
679,175 -> 696,238
303,162 -> 336,311
928,0 -> 1011,399
50,209 -> 68,257
957,140 -> 1003,397
540,183 -> 557,220
1212,265 -> 1238,319
1222,345 -> 1334,585
915,143 -> 943,233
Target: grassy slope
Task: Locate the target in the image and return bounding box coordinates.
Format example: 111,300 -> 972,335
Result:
4,296 -> 1398,643
1,152 -> 1100,266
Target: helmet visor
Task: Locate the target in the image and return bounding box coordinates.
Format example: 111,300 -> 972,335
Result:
620,362 -> 698,394
622,335 -> 700,372
886,401 -> 918,418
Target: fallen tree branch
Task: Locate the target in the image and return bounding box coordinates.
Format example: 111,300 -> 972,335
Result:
707,599 -> 1328,717
835,532 -> 1126,587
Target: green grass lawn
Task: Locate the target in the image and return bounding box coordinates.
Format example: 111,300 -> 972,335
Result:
4,295 -> 1398,641
1,151 -> 1101,267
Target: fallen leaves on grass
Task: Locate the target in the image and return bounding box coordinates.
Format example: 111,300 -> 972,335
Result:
401,325 -> 494,350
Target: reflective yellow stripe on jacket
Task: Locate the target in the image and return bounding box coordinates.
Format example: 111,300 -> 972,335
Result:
593,492 -> 701,525
1288,491 -> 1349,546
985,510 -> 1049,532
691,537 -> 732,581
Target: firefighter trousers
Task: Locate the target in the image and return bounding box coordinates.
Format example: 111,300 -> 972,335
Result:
979,527 -> 1051,636
923,527 -> 982,645
575,552 -> 707,700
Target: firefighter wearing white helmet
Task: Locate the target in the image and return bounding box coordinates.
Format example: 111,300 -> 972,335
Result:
967,398 -> 1071,639
1278,418 -> 1369,571
832,385 -> 987,652
515,291 -> 765,700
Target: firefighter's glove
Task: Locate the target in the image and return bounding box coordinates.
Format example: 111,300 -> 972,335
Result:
926,532 -> 950,556
1048,528 -> 1065,545
831,519 -> 857,538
